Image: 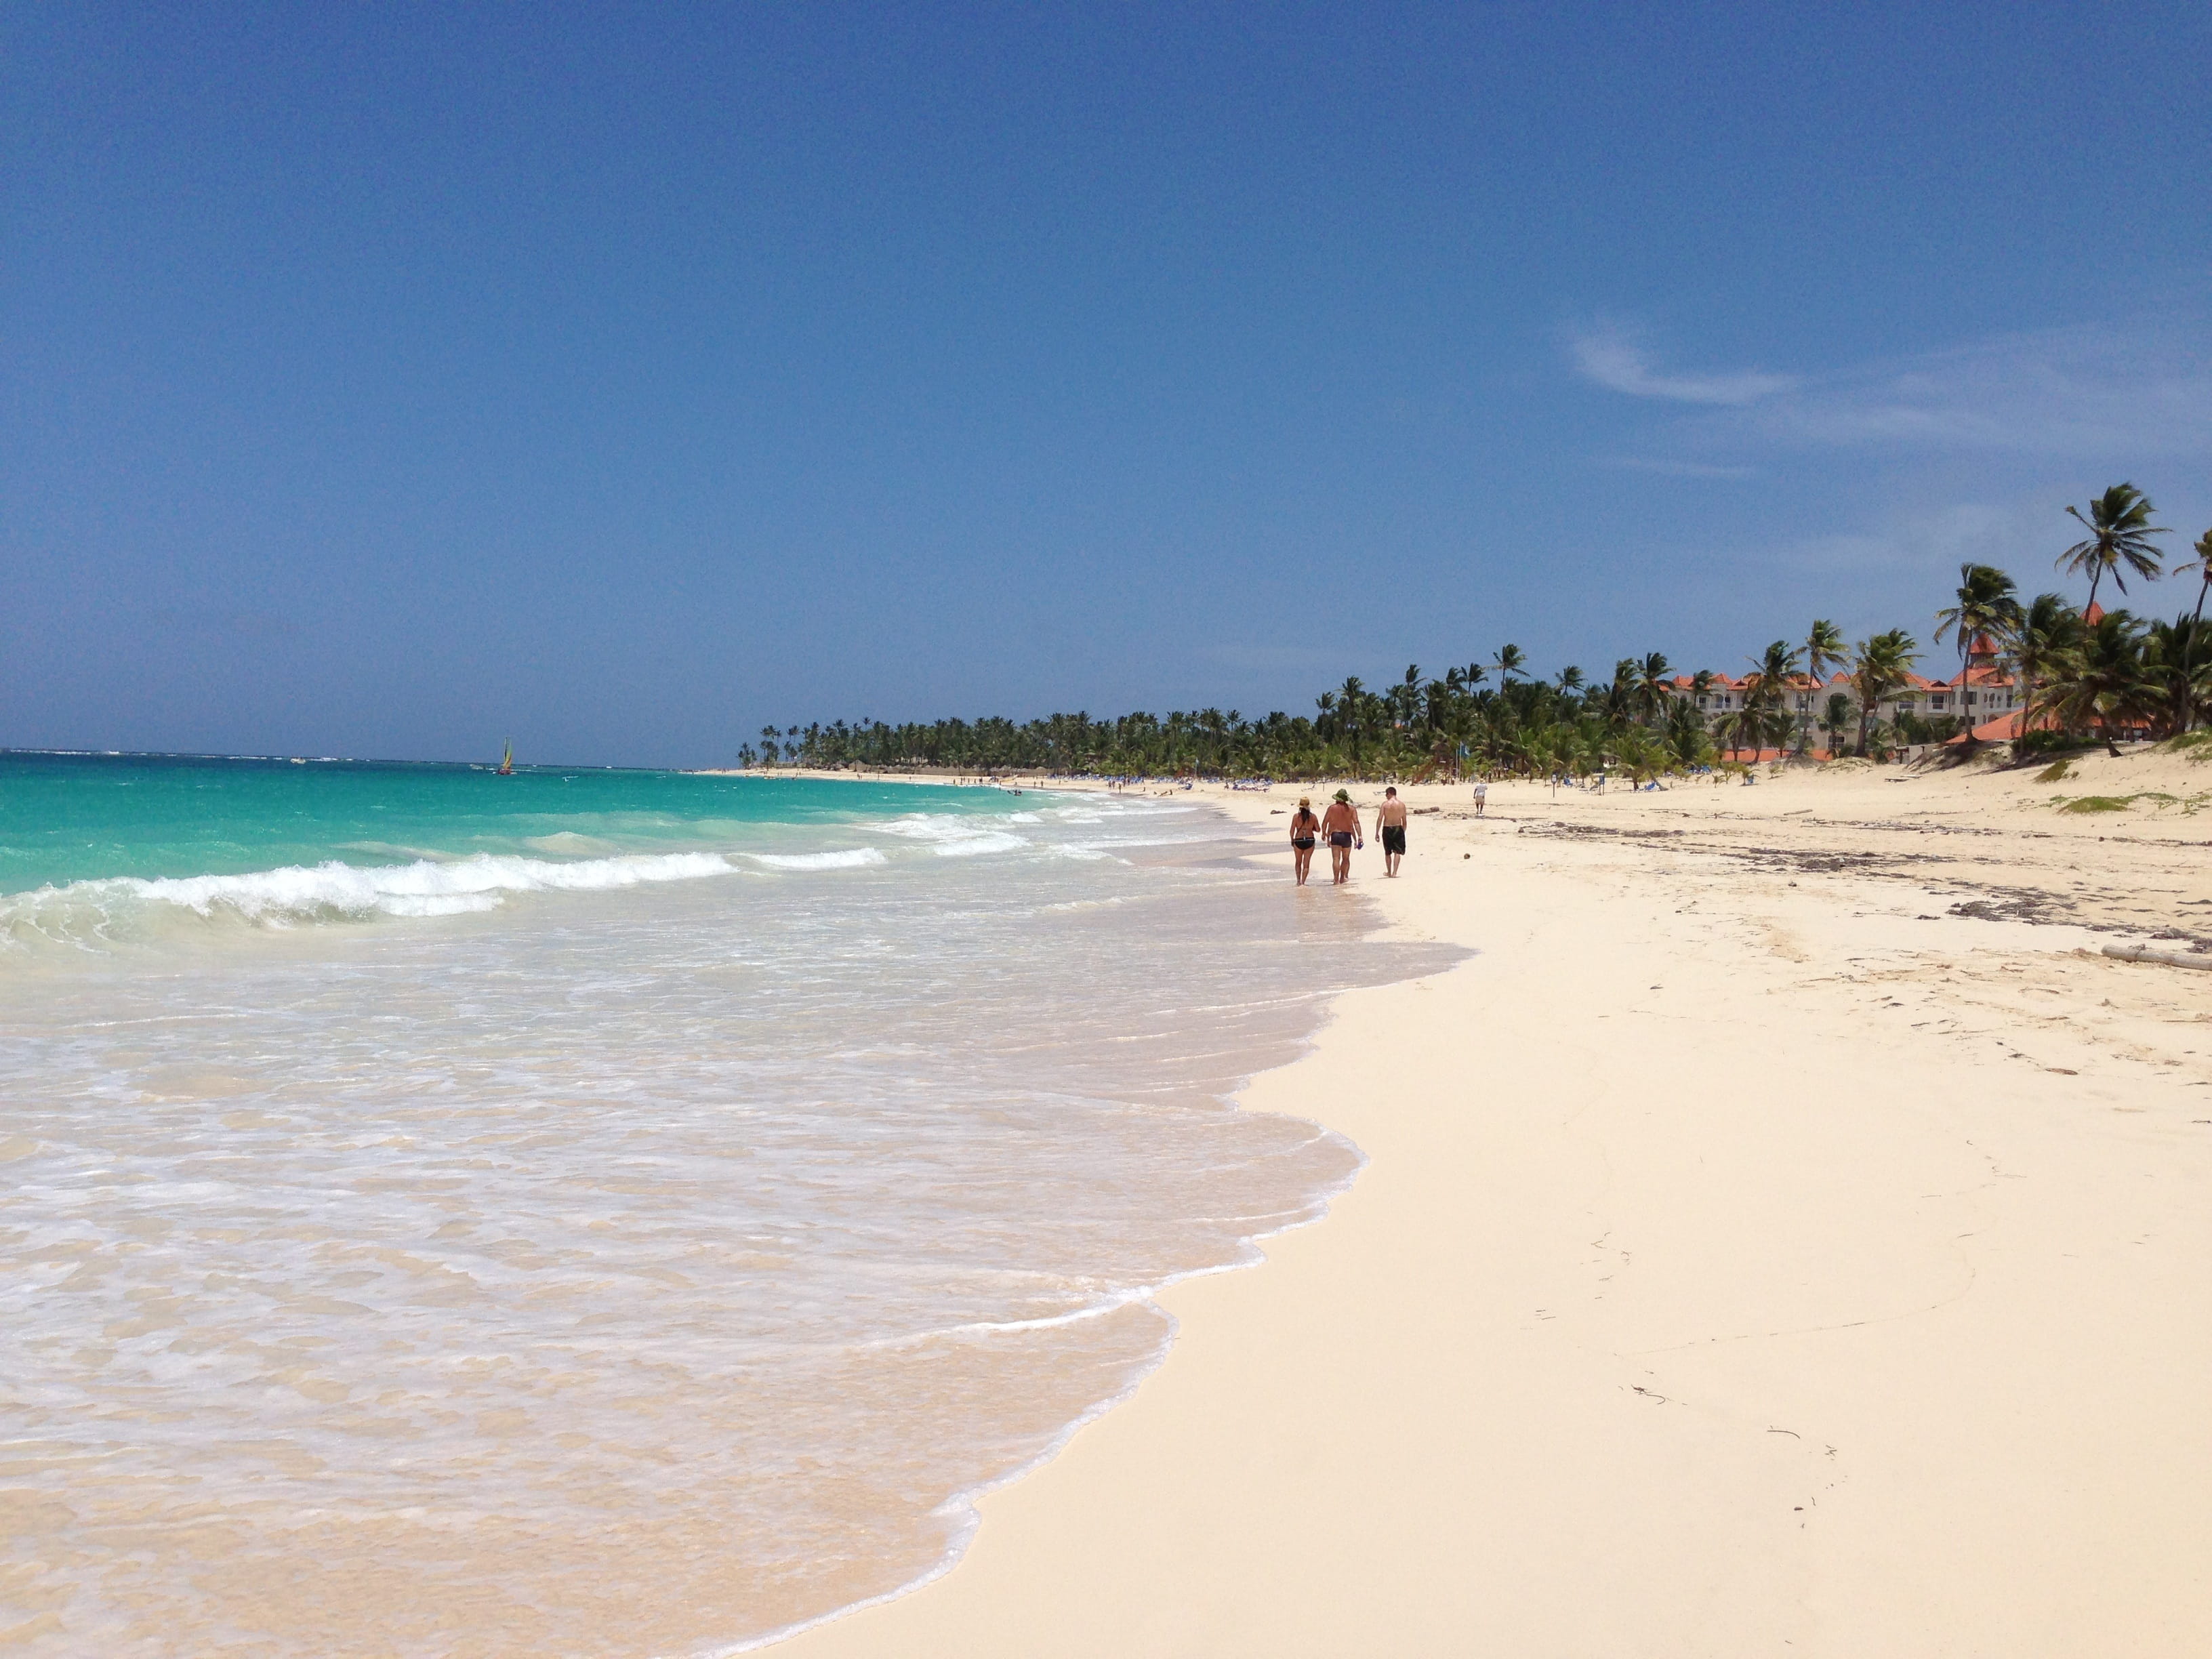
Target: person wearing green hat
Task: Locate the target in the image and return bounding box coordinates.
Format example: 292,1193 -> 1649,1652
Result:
1319,789 -> 1362,884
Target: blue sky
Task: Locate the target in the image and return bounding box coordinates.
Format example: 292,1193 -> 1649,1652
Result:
5,3 -> 2208,765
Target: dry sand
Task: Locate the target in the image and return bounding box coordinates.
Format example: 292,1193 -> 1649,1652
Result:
769,747 -> 2212,1656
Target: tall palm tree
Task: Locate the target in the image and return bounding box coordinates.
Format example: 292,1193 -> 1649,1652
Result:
1933,563 -> 2023,749
2182,529 -> 2212,626
1805,619 -> 1845,689
1848,630 -> 1919,758
1389,665 -> 1423,729
1555,665 -> 1584,694
1492,644 -> 1526,684
2007,593 -> 2087,758
2059,483 -> 2168,608
1633,651 -> 1673,725
1334,678 -> 1372,769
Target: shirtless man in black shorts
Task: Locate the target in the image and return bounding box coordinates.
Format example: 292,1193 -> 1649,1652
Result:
1374,785 -> 1408,877
1320,790 -> 1362,885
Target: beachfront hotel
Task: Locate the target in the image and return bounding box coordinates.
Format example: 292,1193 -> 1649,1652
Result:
1657,617 -> 2094,756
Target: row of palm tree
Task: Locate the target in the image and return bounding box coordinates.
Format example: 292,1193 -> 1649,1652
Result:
753,485 -> 2210,779
1923,483 -> 2212,756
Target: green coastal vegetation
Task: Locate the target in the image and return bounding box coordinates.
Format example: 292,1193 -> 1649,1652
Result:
747,485 -> 2212,781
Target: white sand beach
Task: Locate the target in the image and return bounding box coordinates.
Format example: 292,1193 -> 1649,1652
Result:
771,750 -> 2212,1656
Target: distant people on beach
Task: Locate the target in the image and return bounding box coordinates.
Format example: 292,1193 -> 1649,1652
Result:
1374,787 -> 1408,877
1472,778 -> 1488,817
1288,796 -> 1321,885
1320,790 -> 1362,885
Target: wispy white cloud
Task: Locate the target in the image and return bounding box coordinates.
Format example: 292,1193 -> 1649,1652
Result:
1766,501 -> 2045,578
1736,317 -> 2212,458
1569,321 -> 1797,406
1586,308 -> 2212,497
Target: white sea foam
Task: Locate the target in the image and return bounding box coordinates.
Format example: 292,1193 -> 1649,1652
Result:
747,848 -> 888,871
3,849 -> 739,930
873,814 -> 1030,857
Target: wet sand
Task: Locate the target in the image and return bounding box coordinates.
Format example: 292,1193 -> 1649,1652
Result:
767,747 -> 2212,1656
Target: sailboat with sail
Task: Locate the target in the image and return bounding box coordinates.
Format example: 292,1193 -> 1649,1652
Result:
496,741 -> 514,777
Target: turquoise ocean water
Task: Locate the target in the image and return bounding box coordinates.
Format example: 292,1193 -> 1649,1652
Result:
0,751 -> 1014,916
0,753 -> 1448,1656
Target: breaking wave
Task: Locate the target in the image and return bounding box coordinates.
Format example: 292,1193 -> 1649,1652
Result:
1,848 -> 741,937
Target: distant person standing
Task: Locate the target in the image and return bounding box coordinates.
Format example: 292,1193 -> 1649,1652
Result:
1374,786 -> 1409,877
1472,778 -> 1488,817
1321,790 -> 1362,885
1288,797 -> 1321,886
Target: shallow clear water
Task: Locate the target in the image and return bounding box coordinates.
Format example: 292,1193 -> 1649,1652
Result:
0,759 -> 1452,1656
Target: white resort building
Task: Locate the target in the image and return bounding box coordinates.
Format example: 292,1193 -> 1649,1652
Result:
1660,628 -> 2039,758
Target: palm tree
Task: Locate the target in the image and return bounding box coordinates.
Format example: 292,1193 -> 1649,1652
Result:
2007,593 -> 2087,758
1933,563 -> 2023,750
1739,639 -> 1805,756
2059,483 -> 2167,608
1818,691 -> 1854,756
1335,677 -> 1370,769
1663,697 -> 1711,767
1633,652 -> 1674,725
2044,609 -> 2156,756
1805,619 -> 1845,689
1712,705 -> 1763,764
2182,529 -> 2212,628
1492,644 -> 1526,684
2144,617 -> 2212,737
2167,530 -> 2212,732
1848,630 -> 1919,758
1555,665 -> 1584,695
1387,666 -> 1423,730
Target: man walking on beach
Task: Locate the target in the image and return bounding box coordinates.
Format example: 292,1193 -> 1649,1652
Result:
1472,778 -> 1488,817
1374,787 -> 1408,877
1320,790 -> 1361,885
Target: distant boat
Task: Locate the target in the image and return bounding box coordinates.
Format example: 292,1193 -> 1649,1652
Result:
496,741 -> 514,777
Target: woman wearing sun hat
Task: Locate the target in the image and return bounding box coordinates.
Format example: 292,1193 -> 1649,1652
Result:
1319,789 -> 1362,884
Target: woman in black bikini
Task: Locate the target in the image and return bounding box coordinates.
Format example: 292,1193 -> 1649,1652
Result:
1288,796 -> 1321,886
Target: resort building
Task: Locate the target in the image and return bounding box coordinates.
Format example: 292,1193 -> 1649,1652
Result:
1660,632 -> 2026,756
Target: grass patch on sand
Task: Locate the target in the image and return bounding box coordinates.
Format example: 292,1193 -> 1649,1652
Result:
2036,760 -> 2074,783
2160,732 -> 2212,762
2057,792 -> 2184,815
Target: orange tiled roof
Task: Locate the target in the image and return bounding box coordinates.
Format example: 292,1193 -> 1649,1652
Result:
1946,708 -> 2057,745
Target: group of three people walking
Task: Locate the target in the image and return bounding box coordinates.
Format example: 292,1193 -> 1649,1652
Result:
1288,787 -> 1408,886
